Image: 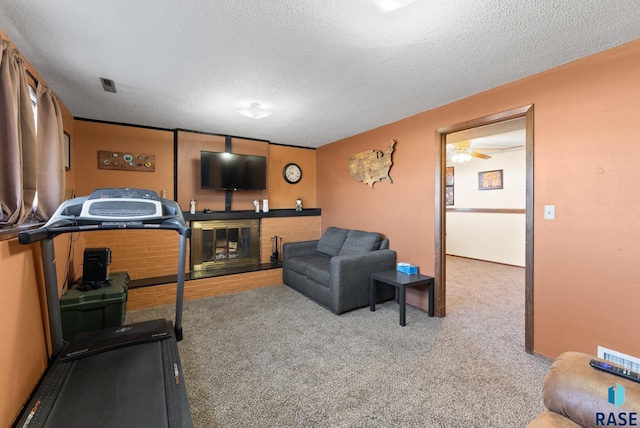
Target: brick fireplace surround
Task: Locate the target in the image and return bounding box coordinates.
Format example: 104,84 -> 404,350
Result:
83,210 -> 321,310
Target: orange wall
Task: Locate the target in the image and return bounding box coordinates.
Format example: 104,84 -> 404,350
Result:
318,39 -> 640,359
267,144 -> 316,209
1,235 -> 79,425
74,121 -> 175,198
1,239 -> 47,425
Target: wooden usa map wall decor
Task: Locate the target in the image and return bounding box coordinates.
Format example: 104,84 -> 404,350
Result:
98,151 -> 156,172
348,140 -> 395,188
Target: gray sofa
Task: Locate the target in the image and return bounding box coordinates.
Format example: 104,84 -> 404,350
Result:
282,227 -> 396,314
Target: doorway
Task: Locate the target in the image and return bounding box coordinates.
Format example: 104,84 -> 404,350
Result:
434,105 -> 534,352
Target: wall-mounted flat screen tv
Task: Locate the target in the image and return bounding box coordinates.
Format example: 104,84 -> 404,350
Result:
200,151 -> 267,191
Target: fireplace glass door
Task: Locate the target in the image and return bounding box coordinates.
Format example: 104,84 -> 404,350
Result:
191,220 -> 259,271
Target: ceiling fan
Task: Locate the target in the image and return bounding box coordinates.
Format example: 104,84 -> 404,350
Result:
448,140 -> 523,163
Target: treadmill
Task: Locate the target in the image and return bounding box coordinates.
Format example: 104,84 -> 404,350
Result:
16,188 -> 193,428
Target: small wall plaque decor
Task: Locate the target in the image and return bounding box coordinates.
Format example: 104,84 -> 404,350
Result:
478,169 -> 503,190
348,139 -> 395,188
98,151 -> 156,172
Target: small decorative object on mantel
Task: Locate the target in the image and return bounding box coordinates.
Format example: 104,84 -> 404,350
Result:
348,139 -> 395,188
98,150 -> 155,172
253,199 -> 260,213
295,196 -> 302,211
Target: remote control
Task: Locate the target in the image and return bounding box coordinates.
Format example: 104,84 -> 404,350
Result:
590,359 -> 640,384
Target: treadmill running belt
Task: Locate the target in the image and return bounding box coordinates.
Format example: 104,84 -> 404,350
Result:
61,319 -> 172,362
45,342 -> 168,428
18,336 -> 191,428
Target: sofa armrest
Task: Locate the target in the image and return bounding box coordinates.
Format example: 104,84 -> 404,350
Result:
329,249 -> 397,314
542,351 -> 640,428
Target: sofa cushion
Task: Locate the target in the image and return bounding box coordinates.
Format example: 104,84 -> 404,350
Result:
306,258 -> 331,286
288,255 -> 326,276
379,238 -> 389,250
316,227 -> 349,257
337,230 -> 382,256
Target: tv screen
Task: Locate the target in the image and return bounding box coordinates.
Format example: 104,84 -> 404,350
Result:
200,151 -> 267,191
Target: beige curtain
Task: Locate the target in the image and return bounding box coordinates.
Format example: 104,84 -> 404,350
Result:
0,39 -> 37,226
34,83 -> 65,220
1,37 -> 64,226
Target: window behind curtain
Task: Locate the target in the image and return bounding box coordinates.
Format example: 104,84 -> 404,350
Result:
27,85 -> 39,219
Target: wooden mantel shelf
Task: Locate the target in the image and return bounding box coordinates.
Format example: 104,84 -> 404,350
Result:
184,208 -> 321,221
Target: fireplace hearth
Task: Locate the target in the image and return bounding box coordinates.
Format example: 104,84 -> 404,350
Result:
191,219 -> 259,271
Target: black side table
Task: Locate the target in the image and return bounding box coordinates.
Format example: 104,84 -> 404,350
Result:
370,270 -> 434,326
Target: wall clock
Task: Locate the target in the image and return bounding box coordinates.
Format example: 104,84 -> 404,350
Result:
282,163 -> 302,184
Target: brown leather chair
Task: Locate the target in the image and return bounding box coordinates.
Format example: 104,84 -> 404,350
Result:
528,351 -> 640,427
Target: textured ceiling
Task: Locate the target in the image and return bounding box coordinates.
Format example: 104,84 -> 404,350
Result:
1,1 -> 639,148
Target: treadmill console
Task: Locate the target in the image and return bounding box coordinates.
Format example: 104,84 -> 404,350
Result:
88,188 -> 160,201
79,188 -> 163,220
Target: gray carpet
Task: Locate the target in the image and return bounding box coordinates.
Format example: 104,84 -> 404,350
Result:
126,256 -> 551,427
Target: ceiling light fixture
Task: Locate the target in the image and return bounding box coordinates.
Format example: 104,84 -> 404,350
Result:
372,0 -> 420,13
451,145 -> 472,164
236,103 -> 273,119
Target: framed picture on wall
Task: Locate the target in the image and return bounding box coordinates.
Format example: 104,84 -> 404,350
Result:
445,186 -> 454,205
63,131 -> 70,171
445,166 -> 454,186
478,169 -> 503,190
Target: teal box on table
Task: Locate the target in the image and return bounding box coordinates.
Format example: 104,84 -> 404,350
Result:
396,263 -> 418,275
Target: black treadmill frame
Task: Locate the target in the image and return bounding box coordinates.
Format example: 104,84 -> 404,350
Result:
16,189 -> 193,427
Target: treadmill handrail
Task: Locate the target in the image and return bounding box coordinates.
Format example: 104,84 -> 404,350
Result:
18,216 -> 191,244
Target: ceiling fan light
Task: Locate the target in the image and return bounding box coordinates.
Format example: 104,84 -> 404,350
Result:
237,103 -> 273,119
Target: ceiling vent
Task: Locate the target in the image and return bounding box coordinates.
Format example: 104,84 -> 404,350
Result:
100,77 -> 117,93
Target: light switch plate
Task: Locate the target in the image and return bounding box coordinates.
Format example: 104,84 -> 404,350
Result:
544,205 -> 555,220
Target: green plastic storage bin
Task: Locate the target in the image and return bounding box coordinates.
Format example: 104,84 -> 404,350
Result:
60,271 -> 129,341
